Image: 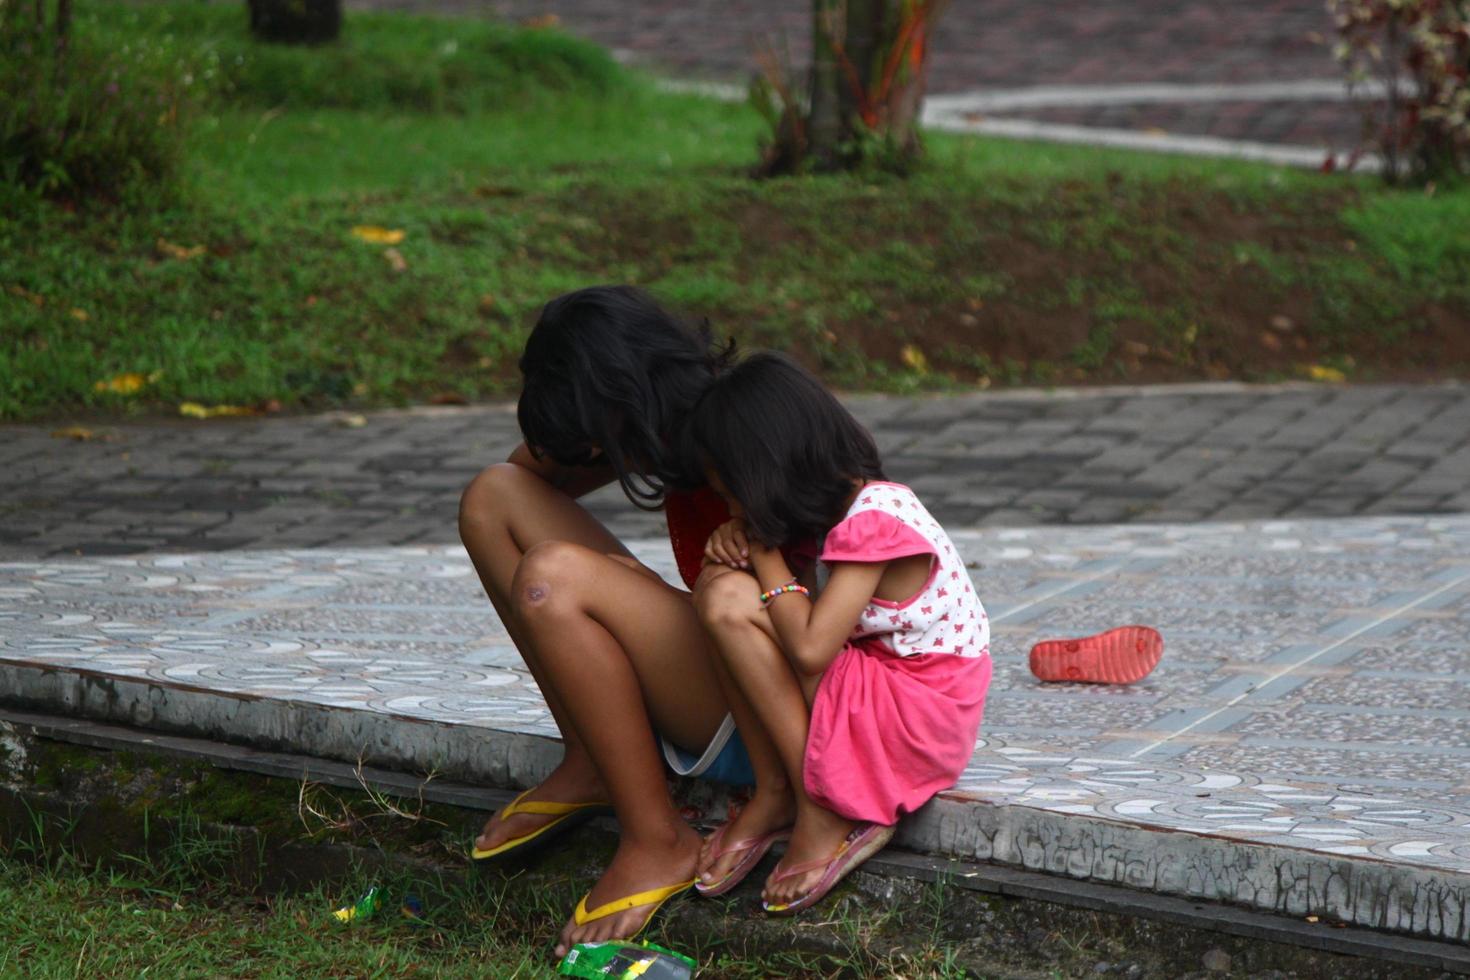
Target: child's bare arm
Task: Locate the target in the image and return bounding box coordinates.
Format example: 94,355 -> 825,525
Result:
749,544 -> 885,677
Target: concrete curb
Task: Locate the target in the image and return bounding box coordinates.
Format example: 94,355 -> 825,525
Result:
5,704 -> 1468,974
4,657 -> 1467,945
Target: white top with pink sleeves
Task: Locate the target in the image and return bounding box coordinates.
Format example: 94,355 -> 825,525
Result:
818,482 -> 990,659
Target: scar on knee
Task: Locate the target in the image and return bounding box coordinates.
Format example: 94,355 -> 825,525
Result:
523,582 -> 550,604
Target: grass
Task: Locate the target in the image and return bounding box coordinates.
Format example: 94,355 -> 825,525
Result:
0,765 -> 969,980
3,2 -> 1469,421
0,848 -> 555,978
0,843 -> 997,979
3,735 -> 1427,980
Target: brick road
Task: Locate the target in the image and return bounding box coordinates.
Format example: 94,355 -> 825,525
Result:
352,0 -> 1365,150
6,384 -> 1468,559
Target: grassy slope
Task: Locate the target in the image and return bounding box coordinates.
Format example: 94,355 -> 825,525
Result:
2,4 -> 1468,420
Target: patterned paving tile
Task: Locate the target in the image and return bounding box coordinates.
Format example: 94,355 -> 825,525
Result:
2,515 -> 1469,883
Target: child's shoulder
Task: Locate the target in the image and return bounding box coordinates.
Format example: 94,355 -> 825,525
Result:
844,482 -> 931,524
848,481 -> 918,510
822,482 -> 941,564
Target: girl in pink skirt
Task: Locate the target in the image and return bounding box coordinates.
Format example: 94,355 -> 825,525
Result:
684,352 -> 992,914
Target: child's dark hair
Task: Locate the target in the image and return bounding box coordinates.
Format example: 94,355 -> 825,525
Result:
518,285 -> 734,508
685,351 -> 885,546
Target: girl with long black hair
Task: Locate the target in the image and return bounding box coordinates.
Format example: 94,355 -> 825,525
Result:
686,352 -> 993,913
459,286 -> 751,957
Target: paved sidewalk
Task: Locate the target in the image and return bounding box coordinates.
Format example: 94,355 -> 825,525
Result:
6,384 -> 1470,942
354,0 -> 1368,152
4,517 -> 1469,940
5,385 -> 1469,559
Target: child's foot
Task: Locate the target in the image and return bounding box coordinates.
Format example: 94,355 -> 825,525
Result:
760,804 -> 860,909
696,787 -> 796,891
553,820 -> 703,958
1029,625 -> 1163,685
473,759 -> 607,855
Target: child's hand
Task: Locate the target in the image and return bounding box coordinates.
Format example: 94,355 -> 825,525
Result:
704,518 -> 750,569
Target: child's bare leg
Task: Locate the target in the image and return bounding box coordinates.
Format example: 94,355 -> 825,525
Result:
459,463 -> 711,857
693,572 -> 859,906
507,540 -> 727,957
692,568 -> 797,884
460,463 -> 627,849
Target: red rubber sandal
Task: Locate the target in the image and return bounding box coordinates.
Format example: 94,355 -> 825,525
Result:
1029,625 -> 1163,685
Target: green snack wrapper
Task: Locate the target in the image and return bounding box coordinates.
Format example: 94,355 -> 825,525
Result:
557,940 -> 695,979
331,886 -> 383,924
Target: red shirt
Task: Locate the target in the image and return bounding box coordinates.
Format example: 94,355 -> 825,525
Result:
665,487 -> 730,589
664,487 -> 816,590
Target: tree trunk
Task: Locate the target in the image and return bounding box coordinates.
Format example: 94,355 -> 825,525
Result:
759,0 -> 945,175
807,0 -> 845,169
247,0 -> 342,44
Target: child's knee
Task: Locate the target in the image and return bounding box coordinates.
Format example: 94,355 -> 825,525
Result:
694,569 -> 761,630
511,540 -> 589,615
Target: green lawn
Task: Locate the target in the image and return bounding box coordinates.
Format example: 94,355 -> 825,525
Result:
3,2 -> 1468,421
0,855 -> 553,978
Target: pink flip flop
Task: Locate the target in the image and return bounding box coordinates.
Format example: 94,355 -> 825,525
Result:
1029,625 -> 1163,685
695,822 -> 793,898
761,822 -> 895,915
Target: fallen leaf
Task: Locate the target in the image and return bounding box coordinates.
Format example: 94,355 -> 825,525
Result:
179,402 -> 257,419
7,284 -> 44,307
472,185 -> 522,199
69,307 -> 90,322
900,344 -> 929,374
477,356 -> 494,368
382,247 -> 408,273
351,225 -> 405,245
1259,331 -> 1283,352
522,13 -> 560,27
94,370 -> 161,395
1141,127 -> 1169,137
338,414 -> 368,428
1122,339 -> 1151,357
1305,364 -> 1347,383
1305,915 -> 1320,923
51,426 -> 98,441
958,313 -> 979,327
429,392 -> 468,405
1268,314 -> 1295,332
156,238 -> 206,260
477,294 -> 497,316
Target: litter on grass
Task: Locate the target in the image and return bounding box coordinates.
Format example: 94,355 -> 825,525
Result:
558,941 -> 695,979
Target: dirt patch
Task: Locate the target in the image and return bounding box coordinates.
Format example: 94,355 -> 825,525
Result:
559,178 -> 1469,389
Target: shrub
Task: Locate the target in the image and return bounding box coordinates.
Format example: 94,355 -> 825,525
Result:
0,2 -> 194,199
91,3 -> 626,115
1330,0 -> 1470,183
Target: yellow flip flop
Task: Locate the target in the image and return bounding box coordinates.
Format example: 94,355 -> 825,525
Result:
469,789 -> 611,861
572,878 -> 697,939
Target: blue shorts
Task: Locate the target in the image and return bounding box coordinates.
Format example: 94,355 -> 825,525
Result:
660,715 -> 756,787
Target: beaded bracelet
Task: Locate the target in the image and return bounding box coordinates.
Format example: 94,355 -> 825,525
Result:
759,579 -> 810,607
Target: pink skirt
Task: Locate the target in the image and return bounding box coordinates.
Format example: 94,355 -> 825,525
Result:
804,643 -> 992,825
